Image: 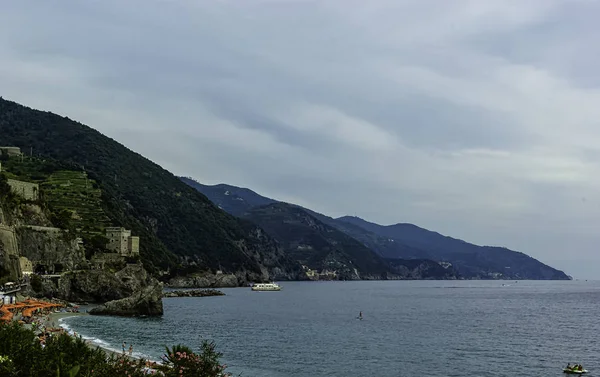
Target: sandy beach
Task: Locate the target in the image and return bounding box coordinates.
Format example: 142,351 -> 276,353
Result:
47,311 -> 87,329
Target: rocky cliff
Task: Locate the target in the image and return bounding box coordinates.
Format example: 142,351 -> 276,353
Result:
17,226 -> 87,274
0,186 -> 85,280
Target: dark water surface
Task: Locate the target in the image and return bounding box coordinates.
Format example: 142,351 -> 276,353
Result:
63,280 -> 600,376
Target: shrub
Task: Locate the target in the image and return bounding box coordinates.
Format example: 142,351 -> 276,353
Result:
158,342 -> 232,377
0,322 -> 235,377
30,274 -> 43,293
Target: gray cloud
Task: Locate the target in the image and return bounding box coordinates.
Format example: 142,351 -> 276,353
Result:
1,0 -> 599,278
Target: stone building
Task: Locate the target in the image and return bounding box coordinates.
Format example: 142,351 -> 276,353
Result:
7,179 -> 39,201
127,236 -> 139,254
19,256 -> 33,276
0,147 -> 22,157
105,227 -> 140,256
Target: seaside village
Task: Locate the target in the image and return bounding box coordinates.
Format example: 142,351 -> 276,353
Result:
0,146 -> 141,346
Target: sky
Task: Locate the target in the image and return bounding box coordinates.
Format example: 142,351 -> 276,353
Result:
1,0 -> 598,278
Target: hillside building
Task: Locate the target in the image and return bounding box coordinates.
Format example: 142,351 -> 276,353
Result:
105,227 -> 140,257
0,147 -> 22,157
19,256 -> 33,276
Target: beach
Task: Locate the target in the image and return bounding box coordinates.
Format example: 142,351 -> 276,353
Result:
47,311 -> 87,329
49,311 -> 146,360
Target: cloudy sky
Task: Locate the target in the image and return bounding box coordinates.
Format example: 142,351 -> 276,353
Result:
1,0 -> 599,278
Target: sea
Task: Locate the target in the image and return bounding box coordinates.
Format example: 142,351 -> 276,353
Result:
60,280 -> 600,377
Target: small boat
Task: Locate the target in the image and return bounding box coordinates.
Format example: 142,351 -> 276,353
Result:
564,367 -> 588,374
251,282 -> 281,291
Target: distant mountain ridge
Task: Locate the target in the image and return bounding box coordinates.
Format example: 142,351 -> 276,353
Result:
181,179 -> 459,280
336,216 -> 569,280
181,177 -> 570,280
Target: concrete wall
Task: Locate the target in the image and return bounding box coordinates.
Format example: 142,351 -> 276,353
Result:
7,179 -> 39,201
0,224 -> 21,279
24,225 -> 61,233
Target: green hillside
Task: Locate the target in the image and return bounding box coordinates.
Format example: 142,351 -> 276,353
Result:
0,97 -> 303,281
241,202 -> 391,279
42,170 -> 110,231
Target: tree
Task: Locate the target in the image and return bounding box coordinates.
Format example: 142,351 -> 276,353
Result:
50,209 -> 74,232
83,234 -> 109,259
30,274 -> 43,293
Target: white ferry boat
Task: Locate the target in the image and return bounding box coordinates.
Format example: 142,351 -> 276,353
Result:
251,282 -> 281,291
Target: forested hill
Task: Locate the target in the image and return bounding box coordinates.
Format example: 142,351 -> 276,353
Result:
0,97 -> 303,281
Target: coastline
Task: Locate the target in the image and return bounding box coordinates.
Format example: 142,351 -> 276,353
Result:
49,311 -> 157,362
2,299 -> 169,375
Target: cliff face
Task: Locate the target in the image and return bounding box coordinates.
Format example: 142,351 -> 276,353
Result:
0,195 -> 84,280
17,226 -> 87,274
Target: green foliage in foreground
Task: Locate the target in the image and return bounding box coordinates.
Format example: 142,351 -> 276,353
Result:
0,322 -> 232,377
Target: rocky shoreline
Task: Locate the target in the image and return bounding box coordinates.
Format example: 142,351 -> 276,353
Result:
163,289 -> 225,298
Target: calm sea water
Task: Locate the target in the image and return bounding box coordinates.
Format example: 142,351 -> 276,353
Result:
62,280 -> 600,377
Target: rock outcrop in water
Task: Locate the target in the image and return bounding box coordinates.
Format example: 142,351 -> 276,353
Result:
89,281 -> 164,317
163,289 -> 225,298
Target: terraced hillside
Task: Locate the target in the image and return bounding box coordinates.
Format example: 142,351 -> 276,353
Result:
41,170 -> 110,231
0,156 -> 110,232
